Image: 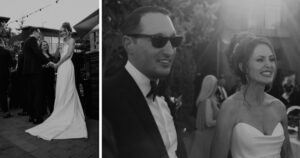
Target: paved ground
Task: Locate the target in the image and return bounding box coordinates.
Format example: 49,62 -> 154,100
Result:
0,109 -> 99,158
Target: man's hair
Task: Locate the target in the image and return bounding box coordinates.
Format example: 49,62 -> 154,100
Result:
29,27 -> 40,34
120,6 -> 171,35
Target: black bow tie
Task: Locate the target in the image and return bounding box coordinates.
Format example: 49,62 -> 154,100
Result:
147,80 -> 163,101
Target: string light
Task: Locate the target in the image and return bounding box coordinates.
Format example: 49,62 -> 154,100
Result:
7,0 -> 62,25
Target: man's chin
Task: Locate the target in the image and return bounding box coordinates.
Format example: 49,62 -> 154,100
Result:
155,70 -> 171,78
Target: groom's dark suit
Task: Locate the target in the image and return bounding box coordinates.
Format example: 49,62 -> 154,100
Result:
103,68 -> 187,158
22,36 -> 49,122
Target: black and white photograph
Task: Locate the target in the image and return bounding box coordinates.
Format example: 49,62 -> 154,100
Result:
0,0 -> 99,157
103,0 -> 300,158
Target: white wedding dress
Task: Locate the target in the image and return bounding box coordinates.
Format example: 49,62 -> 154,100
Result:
231,122 -> 284,158
25,42 -> 88,141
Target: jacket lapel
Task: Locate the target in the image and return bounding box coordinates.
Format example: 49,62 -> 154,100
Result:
119,69 -> 168,156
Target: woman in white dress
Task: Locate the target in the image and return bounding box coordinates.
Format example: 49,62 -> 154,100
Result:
189,75 -> 219,158
25,22 -> 88,141
211,32 -> 293,158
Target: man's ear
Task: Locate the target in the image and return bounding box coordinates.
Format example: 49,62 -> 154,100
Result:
122,36 -> 135,55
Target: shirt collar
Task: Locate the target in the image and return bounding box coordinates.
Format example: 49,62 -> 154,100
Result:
125,61 -> 151,97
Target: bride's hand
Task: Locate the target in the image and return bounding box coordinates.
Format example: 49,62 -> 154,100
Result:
53,63 -> 58,70
46,62 -> 57,69
50,62 -> 59,70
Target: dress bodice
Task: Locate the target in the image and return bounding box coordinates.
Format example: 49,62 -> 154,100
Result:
231,122 -> 284,158
60,43 -> 69,58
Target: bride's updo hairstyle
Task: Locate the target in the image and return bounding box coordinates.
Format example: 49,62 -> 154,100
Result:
62,22 -> 72,33
226,32 -> 276,85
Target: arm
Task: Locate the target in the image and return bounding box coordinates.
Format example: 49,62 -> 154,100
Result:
54,38 -> 75,68
205,99 -> 216,127
278,102 -> 294,158
211,100 -> 236,158
53,45 -> 61,59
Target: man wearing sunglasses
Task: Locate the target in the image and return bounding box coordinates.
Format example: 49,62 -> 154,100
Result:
103,6 -> 186,158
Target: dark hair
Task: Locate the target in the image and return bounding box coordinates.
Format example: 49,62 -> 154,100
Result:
227,32 -> 276,85
62,22 -> 72,33
29,27 -> 40,34
120,6 -> 171,35
40,40 -> 49,54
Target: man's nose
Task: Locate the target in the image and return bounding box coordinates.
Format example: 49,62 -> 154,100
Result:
162,41 -> 175,55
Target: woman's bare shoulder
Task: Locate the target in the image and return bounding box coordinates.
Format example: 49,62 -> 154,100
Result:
265,93 -> 285,108
219,93 -> 242,119
265,93 -> 286,116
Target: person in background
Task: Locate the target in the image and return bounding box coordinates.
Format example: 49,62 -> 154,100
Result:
17,42 -> 28,116
215,74 -> 228,106
189,74 -> 219,158
103,6 -> 186,158
40,41 -> 55,114
211,32 -> 293,158
0,38 -> 13,118
281,73 -> 298,107
8,45 -> 20,109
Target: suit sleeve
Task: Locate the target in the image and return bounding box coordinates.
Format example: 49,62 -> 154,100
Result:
29,38 -> 49,64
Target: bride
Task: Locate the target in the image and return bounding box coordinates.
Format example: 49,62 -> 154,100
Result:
25,22 -> 88,140
211,32 -> 292,158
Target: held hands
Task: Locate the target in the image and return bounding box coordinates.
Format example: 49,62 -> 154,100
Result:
45,62 -> 58,70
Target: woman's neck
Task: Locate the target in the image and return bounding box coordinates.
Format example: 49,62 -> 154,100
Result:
42,50 -> 49,57
240,82 -> 265,107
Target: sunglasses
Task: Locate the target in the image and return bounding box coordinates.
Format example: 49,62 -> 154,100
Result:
126,34 -> 183,48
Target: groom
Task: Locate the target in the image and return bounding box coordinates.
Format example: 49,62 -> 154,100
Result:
103,6 -> 186,158
22,28 -> 50,124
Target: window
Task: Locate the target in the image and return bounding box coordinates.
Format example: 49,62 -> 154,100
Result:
264,0 -> 282,29
246,0 -> 282,30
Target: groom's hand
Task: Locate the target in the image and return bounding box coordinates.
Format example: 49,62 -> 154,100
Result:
42,63 -> 49,68
44,62 -> 52,68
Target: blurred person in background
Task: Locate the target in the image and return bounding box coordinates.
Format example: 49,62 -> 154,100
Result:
215,74 -> 228,107
281,73 -> 299,107
17,41 -> 28,116
40,41 -> 56,114
0,38 -> 13,118
190,74 -> 219,158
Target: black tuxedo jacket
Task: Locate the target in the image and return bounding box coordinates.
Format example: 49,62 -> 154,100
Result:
103,68 -> 187,158
22,37 -> 49,75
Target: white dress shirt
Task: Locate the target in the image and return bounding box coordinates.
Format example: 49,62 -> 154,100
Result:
125,61 -> 178,158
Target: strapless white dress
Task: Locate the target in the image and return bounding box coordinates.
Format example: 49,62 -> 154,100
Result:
231,122 -> 284,158
25,42 -> 88,140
